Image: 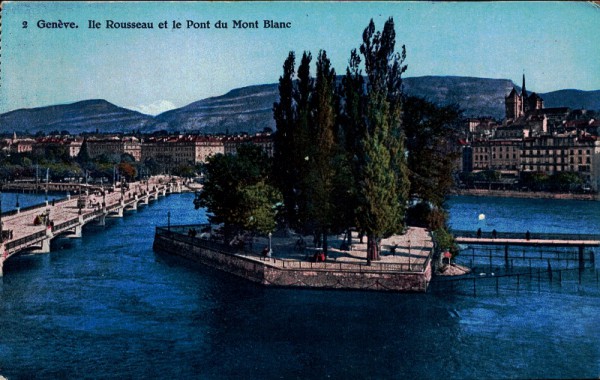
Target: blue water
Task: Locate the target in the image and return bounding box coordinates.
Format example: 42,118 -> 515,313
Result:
0,193 -> 598,379
0,191 -> 64,213
446,195 -> 600,235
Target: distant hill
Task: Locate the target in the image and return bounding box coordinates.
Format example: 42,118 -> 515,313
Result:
2,77 -> 599,135
152,76 -> 518,134
0,99 -> 154,135
538,89 -> 600,110
152,84 -> 278,135
402,76 -> 515,119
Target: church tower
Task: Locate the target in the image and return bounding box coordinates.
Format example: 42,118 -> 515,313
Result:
505,73 -> 544,120
505,87 -> 522,120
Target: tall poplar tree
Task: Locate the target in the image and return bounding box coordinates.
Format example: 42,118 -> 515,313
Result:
273,52 -> 297,225
354,17 -> 410,263
338,49 -> 366,242
305,50 -> 338,254
273,52 -> 315,230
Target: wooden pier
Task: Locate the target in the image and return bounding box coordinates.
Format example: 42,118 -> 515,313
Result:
0,177 -> 185,276
453,230 -> 600,269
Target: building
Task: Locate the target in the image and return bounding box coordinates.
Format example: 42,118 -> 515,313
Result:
223,133 -> 274,157
471,138 -> 522,176
505,74 -> 544,120
32,136 -> 83,158
86,136 -> 141,161
521,133 -> 600,190
141,135 -> 224,169
466,117 -> 497,140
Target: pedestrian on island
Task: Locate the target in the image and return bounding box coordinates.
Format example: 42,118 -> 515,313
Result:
492,229 -> 497,239
477,228 -> 482,238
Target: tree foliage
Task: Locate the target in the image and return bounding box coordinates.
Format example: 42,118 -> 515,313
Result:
271,17 -> 414,262
350,17 -> 410,262
198,144 -> 282,236
403,96 -> 463,209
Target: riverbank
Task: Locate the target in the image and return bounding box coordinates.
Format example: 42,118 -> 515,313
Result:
451,188 -> 599,201
153,226 -> 434,292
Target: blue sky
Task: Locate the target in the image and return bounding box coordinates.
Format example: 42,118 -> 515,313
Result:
1,1 -> 599,115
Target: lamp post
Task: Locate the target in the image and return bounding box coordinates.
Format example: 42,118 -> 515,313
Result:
268,232 -> 272,258
78,183 -> 82,215
15,193 -> 20,213
408,239 -> 411,270
0,190 -> 3,244
45,168 -> 49,206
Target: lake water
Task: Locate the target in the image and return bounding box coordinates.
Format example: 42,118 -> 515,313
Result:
0,192 -> 598,379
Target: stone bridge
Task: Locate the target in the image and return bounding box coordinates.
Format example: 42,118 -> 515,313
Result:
0,176 -> 186,276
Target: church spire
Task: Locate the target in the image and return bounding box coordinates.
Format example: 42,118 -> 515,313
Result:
521,73 -> 527,97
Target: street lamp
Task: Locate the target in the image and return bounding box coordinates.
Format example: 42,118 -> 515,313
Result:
408,239 -> 411,270
268,232 -> 272,258
45,168 -> 49,205
0,190 -> 3,244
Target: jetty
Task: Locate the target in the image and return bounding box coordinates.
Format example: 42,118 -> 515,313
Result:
153,225 -> 435,292
0,176 -> 185,276
453,230 -> 600,268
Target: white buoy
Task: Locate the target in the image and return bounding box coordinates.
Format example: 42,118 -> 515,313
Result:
478,213 -> 486,221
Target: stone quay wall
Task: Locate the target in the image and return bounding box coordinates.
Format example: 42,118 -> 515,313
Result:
153,230 -> 431,292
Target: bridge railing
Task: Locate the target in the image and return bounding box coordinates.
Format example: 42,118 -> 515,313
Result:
452,229 -> 600,241
84,209 -> 105,221
5,230 -> 47,252
52,218 -> 80,232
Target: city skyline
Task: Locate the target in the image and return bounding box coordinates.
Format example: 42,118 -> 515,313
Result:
1,1 -> 599,115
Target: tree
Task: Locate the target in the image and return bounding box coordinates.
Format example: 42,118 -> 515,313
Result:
273,52 -> 298,225
273,50 -> 342,254
304,50 -> 338,254
198,144 -> 281,238
403,96 -> 463,228
77,139 -> 91,163
352,17 -> 410,263
118,162 -> 137,181
239,181 -> 282,234
338,49 -> 367,244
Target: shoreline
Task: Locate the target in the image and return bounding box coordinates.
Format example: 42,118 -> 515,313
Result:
450,188 -> 599,201
153,226 -> 434,292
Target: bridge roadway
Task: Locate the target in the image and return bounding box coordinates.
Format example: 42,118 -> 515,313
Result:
0,176 -> 185,276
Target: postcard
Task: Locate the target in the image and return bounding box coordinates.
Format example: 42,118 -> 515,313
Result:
0,2 -> 599,379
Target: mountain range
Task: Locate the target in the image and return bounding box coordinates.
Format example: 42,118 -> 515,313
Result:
2,76 -> 599,136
